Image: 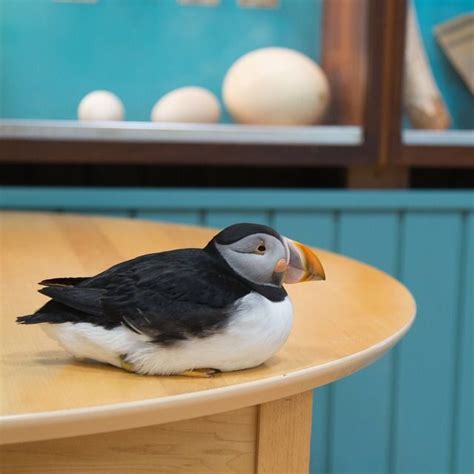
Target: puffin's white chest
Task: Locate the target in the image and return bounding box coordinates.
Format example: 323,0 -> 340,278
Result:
222,292 -> 294,368
42,292 -> 294,375
127,292 -> 293,374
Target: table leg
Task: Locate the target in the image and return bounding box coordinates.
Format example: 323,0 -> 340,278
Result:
256,390 -> 313,474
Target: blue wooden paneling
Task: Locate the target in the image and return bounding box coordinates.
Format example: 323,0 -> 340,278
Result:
2,188 -> 473,210
273,211 -> 337,474
330,212 -> 399,474
204,210 -> 270,228
136,211 -> 203,226
454,212 -> 474,474
1,187 -> 473,474
64,209 -> 131,217
395,213 -> 464,473
272,211 -> 336,249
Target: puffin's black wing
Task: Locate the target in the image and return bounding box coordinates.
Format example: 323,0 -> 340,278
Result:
19,249 -> 251,344
97,249 -> 251,343
39,277 -> 90,287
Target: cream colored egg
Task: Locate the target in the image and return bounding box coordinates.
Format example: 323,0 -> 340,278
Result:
223,47 -> 330,125
77,90 -> 125,121
151,87 -> 220,123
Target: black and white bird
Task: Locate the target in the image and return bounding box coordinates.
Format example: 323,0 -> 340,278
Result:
17,223 -> 325,377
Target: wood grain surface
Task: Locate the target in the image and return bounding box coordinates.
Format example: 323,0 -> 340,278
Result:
0,212 -> 415,444
1,407 -> 257,473
256,391 -> 313,473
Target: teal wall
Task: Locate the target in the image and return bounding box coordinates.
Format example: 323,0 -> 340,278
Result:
1,187 -> 473,474
0,0 -> 321,123
1,0 -> 473,128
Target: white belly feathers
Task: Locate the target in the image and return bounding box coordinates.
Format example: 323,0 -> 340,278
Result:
41,292 -> 294,375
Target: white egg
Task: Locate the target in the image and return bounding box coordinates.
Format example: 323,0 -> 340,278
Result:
77,90 -> 125,121
223,47 -> 330,125
151,87 -> 220,123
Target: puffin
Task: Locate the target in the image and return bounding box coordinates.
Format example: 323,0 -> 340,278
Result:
17,223 -> 325,377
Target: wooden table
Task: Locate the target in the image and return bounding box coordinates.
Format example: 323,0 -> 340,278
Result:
0,212 -> 416,473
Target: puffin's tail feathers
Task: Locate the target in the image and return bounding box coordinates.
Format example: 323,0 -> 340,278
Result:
39,277 -> 88,287
16,313 -> 50,324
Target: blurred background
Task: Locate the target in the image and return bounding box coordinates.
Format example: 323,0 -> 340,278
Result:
0,0 -> 473,473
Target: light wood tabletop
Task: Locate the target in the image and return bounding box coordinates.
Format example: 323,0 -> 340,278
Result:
0,212 -> 415,472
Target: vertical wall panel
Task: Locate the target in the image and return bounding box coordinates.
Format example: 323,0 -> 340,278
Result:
272,211 -> 336,250
330,212 -> 399,474
454,212 -> 473,474
273,211 -> 336,474
395,213 -> 463,473
136,211 -> 202,225
67,210 -> 131,217
203,211 -> 269,228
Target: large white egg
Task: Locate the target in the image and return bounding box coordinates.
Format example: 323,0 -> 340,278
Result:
151,87 -> 220,123
77,90 -> 125,121
223,47 -> 330,125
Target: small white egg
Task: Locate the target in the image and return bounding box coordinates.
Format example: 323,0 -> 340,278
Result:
151,87 -> 220,123
77,90 -> 125,121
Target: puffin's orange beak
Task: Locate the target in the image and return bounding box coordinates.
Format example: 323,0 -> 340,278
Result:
283,239 -> 326,283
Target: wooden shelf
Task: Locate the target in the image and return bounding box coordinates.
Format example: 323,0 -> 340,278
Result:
0,120 -> 362,146
403,130 -> 474,147
394,130 -> 474,168
0,120 -> 370,167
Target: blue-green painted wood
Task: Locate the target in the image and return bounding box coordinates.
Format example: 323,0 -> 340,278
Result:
454,212 -> 473,474
272,211 -> 336,249
62,209 -> 131,217
272,211 -> 337,474
1,187 -> 473,474
330,212 -> 399,474
1,188 -> 473,211
203,210 -> 270,228
135,211 -> 202,226
395,213 -> 463,473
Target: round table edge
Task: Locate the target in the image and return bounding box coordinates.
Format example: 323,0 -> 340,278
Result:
0,303 -> 415,445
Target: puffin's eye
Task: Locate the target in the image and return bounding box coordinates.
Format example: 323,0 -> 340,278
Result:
257,244 -> 266,254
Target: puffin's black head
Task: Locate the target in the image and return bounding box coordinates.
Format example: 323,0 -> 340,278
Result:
206,223 -> 325,287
